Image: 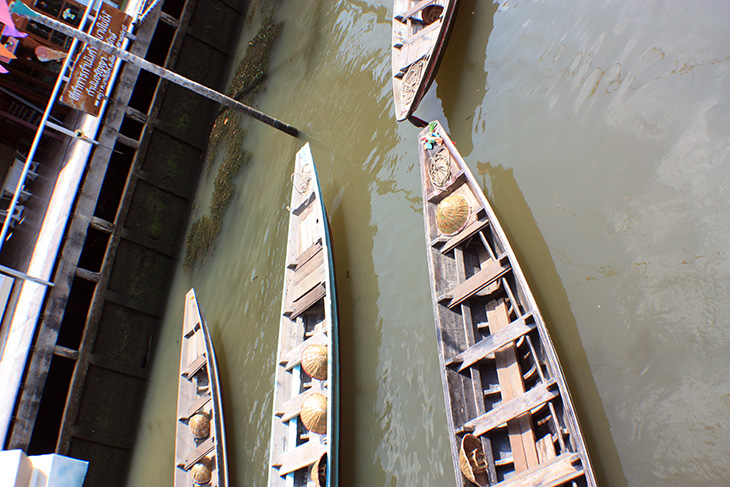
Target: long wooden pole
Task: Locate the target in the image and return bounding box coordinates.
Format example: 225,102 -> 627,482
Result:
11,3 -> 300,137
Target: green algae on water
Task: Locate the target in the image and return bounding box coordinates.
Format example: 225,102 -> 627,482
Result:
184,15 -> 284,270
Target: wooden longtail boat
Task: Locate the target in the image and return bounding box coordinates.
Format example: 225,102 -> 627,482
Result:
392,0 -> 460,124
268,143 -> 339,487
175,289 -> 228,487
417,121 -> 597,487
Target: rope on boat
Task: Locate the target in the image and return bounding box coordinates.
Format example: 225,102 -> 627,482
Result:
291,167 -> 312,194
429,148 -> 452,189
401,57 -> 428,108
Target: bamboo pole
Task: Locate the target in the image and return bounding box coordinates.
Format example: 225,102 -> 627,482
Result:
11,2 -> 301,137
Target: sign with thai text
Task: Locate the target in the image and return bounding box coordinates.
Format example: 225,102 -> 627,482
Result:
60,3 -> 131,116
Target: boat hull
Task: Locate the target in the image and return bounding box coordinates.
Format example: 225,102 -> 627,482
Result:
268,143 -> 339,487
174,289 -> 228,487
418,121 -> 596,486
392,0 -> 460,123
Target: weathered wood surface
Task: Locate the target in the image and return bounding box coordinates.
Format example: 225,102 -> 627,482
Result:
392,0 -> 460,123
441,256 -> 511,308
494,453 -> 584,487
174,289 -> 228,487
273,440 -> 328,476
178,393 -> 212,421
448,314 -> 535,371
418,121 -> 596,486
268,143 -> 339,487
281,331 -> 329,370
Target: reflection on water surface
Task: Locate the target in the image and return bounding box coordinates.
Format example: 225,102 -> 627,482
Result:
126,1 -> 730,486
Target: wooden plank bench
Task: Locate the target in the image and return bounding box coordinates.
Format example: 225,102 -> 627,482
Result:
395,0 -> 439,22
288,240 -> 322,270
280,331 -> 328,370
181,437 -> 215,470
291,252 -> 326,302
493,453 -> 584,487
272,440 -> 327,476
292,192 -> 316,216
393,18 -> 441,49
178,393 -> 212,421
439,256 -> 511,308
447,313 -> 535,371
181,353 -> 207,380
462,380 -> 558,437
276,386 -> 323,422
439,214 -> 489,254
286,283 -> 326,320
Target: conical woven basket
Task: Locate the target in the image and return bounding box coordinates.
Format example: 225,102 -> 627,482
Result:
459,434 -> 488,486
436,194 -> 470,235
301,344 -> 328,380
300,392 -> 328,434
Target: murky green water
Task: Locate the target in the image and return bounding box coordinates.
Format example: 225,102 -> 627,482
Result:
126,1 -> 730,486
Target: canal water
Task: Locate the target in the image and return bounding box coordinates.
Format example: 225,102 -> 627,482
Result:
126,1 -> 730,486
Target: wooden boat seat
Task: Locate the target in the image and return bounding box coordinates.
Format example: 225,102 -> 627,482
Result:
276,386 -> 324,422
178,393 -> 212,421
184,318 -> 201,338
272,440 -> 327,476
460,380 -> 558,437
180,437 -> 215,470
286,283 -> 326,320
288,239 -> 322,269
181,353 -> 207,380
395,0 -> 439,22
292,192 -> 316,216
394,19 -> 441,49
280,331 -> 328,370
291,250 -> 326,303
426,170 -> 466,204
492,452 -> 584,487
439,256 -> 511,308
447,313 -> 535,371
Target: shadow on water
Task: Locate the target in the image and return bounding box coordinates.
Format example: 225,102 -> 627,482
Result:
329,202 -> 358,487
206,320 -> 241,485
436,0 -> 497,156
482,162 -> 627,487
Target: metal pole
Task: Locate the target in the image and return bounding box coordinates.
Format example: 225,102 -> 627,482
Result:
0,0 -> 99,253
12,3 -> 301,137
0,265 -> 54,287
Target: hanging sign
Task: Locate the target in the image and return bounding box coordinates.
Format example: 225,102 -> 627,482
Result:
60,3 -> 131,116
